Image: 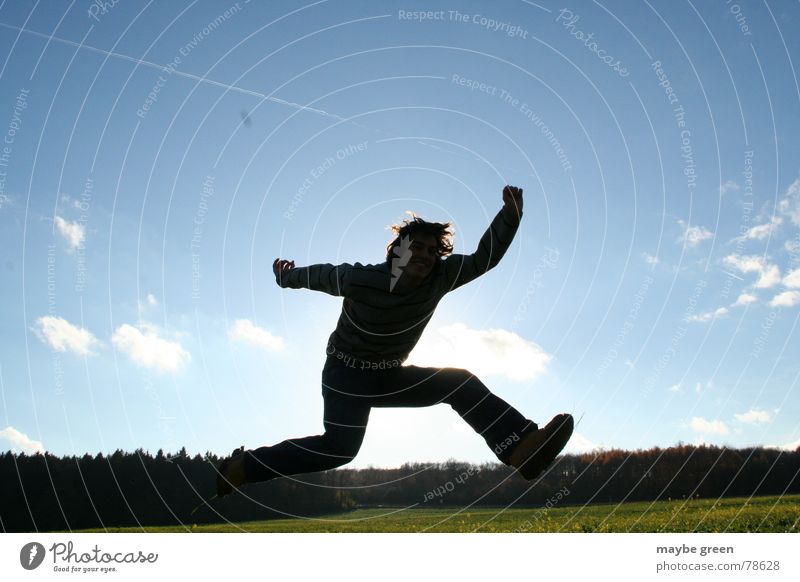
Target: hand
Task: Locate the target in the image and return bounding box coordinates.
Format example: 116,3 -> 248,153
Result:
273,258 -> 295,277
502,185 -> 523,213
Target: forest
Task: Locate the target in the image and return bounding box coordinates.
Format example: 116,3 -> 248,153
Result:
1,444 -> 797,531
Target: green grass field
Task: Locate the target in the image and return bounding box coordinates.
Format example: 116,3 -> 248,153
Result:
81,494 -> 800,533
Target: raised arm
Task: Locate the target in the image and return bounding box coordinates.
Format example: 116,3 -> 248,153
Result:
442,185 -> 524,291
273,258 -> 354,297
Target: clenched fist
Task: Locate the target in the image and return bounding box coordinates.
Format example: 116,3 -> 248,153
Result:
273,258 -> 295,277
502,185 -> 523,214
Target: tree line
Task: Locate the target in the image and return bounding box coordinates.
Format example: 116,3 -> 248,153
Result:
1,444 -> 797,531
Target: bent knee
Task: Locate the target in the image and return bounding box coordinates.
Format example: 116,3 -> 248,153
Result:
442,367 -> 481,383
324,430 -> 364,462
443,371 -> 490,404
445,368 -> 487,389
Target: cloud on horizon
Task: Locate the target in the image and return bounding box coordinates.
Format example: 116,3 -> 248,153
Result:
771,437 -> 800,451
734,409 -> 772,424
563,431 -> 606,454
690,417 -> 730,436
0,426 -> 44,454
406,323 -> 552,382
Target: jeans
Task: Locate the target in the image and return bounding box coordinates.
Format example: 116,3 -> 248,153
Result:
243,356 -> 536,483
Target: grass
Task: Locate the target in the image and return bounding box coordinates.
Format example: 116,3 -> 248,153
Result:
76,494 -> 800,533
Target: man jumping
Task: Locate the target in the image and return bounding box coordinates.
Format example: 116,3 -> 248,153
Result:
216,186 -> 573,496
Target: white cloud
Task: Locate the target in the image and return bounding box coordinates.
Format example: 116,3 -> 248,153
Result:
668,383 -> 682,393
733,293 -> 757,307
783,268 -> 800,289
0,426 -> 44,454
0,194 -> 11,209
739,216 -> 782,241
723,254 -> 765,273
406,323 -> 552,382
694,381 -> 713,394
734,409 -> 772,424
33,316 -> 100,356
778,177 -> 800,226
723,254 -> 781,289
54,216 -> 85,252
690,417 -> 730,435
642,253 -> 659,266
768,437 -> 800,451
719,180 -> 739,196
112,323 -> 190,373
229,319 -> 284,352
677,219 -> 713,247
138,294 -> 159,312
563,432 -> 605,454
755,264 -> 781,289
769,290 -> 800,308
687,307 -> 728,323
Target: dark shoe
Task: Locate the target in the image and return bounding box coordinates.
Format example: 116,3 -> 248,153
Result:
215,446 -> 246,498
509,414 -> 574,480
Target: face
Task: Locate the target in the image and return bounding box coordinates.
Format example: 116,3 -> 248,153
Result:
403,233 -> 438,282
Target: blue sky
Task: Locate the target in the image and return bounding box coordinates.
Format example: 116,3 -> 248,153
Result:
1,0 -> 799,468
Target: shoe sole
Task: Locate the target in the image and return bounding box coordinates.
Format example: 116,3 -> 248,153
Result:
517,414 -> 574,480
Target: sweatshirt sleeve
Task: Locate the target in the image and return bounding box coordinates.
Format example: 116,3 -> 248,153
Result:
441,204 -> 522,292
275,263 -> 354,297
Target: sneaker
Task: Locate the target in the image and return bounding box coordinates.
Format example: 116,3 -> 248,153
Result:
509,414 -> 574,480
215,446 -> 246,498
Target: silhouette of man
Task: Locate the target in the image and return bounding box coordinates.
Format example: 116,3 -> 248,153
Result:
216,186 -> 573,496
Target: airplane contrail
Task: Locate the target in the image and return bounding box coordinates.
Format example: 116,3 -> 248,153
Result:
1,20 -> 542,180
0,20 -> 348,122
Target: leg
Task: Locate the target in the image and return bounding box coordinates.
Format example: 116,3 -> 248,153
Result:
243,375 -> 370,483
329,363 -> 535,464
399,366 -> 536,463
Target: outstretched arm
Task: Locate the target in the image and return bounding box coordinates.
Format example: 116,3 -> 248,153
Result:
273,258 -> 354,297
442,185 -> 524,291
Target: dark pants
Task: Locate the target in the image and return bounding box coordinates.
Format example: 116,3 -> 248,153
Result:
243,356 -> 536,483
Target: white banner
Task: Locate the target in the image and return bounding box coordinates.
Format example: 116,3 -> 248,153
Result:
1,533 -> 797,581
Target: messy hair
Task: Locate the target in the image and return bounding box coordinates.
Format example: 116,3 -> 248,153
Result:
386,213 -> 454,261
